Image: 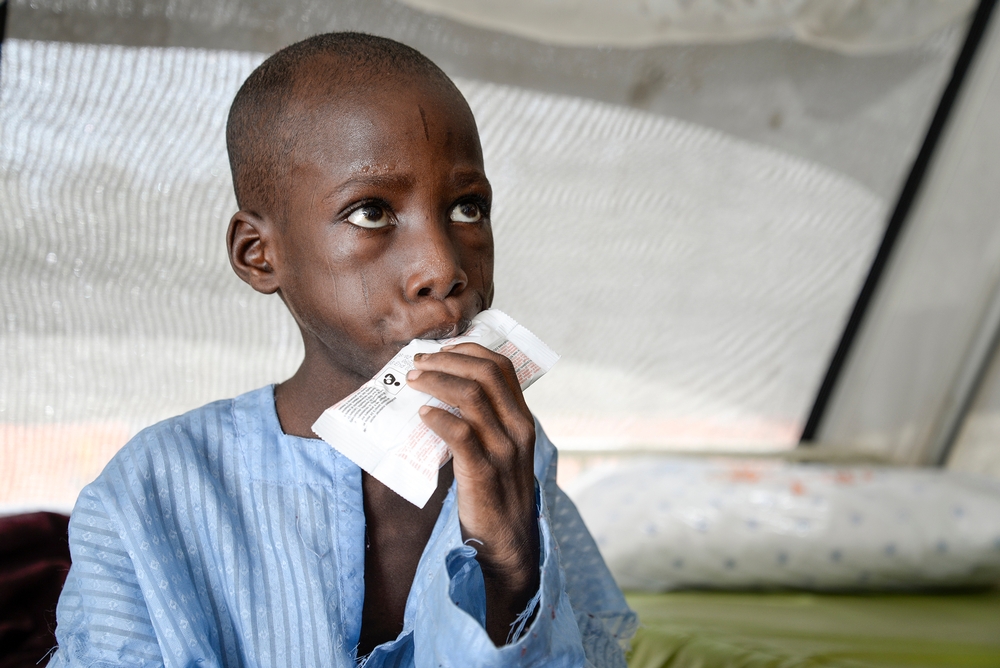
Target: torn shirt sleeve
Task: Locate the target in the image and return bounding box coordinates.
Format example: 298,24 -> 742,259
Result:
408,485 -> 587,668
45,485 -> 165,668
539,421 -> 638,667
372,419 -> 634,668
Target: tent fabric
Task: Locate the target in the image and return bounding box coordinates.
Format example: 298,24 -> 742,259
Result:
1,38 -> 889,510
8,0 -> 965,206
952,343 -> 1000,479
815,3 -> 1000,467
394,0 -> 974,54
0,0 -> 972,512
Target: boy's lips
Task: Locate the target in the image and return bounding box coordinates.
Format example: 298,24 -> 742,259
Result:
415,317 -> 472,341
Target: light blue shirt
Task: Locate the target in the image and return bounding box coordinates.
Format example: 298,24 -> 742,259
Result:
49,386 -> 636,667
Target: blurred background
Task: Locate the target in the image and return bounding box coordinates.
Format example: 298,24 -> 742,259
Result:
5,1 -> 1000,666
3,0 -> 1000,510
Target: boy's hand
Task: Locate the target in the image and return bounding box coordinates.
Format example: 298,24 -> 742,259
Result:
406,343 -> 540,645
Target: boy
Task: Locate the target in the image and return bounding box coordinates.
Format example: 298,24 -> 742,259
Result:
49,33 -> 635,667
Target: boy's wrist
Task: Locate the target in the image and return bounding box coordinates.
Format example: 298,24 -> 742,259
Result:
475,515 -> 540,580
476,514 -> 542,645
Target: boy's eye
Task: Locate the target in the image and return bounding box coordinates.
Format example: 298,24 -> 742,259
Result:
347,205 -> 391,229
449,202 -> 484,223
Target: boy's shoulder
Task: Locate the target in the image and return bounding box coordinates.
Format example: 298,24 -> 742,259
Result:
83,387 -> 275,501
81,384 -> 385,512
81,386 -> 560,511
122,393 -> 244,460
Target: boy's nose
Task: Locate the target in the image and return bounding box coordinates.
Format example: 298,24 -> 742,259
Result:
403,225 -> 468,302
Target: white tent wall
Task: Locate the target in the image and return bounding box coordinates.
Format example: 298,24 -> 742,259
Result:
9,0 -> 967,204
0,0 -> 975,511
812,3 -> 1000,472
395,0 -> 973,54
952,353 -> 1000,479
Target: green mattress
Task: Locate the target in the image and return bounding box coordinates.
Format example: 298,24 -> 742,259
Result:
624,591 -> 1000,668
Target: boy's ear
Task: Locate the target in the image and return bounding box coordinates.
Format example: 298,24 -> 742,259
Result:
227,210 -> 280,295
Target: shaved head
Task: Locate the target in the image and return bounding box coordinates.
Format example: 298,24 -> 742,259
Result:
226,32 -> 467,218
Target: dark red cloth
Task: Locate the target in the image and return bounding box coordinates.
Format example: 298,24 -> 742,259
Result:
0,512 -> 70,668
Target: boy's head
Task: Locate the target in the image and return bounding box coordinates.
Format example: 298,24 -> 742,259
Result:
225,33 -> 494,383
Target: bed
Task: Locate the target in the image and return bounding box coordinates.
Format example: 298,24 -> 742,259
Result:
625,590 -> 1000,668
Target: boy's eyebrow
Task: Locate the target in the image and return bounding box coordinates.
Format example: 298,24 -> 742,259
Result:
451,169 -> 492,191
322,169 -> 490,203
324,173 -> 417,201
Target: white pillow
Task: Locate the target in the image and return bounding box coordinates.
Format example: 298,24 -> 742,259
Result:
567,457 -> 1000,590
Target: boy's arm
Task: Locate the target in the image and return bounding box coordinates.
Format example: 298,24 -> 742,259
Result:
406,342 -> 636,666
365,423 -> 636,668
388,421 -> 635,668
408,342 -> 544,644
47,486 -> 163,668
408,478 -> 587,667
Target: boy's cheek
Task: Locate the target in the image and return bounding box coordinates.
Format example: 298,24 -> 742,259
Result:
459,236 -> 495,281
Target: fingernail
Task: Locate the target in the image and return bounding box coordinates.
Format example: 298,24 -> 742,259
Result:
441,345 -> 456,351
407,369 -> 421,381
414,352 -> 426,360
418,405 -> 430,415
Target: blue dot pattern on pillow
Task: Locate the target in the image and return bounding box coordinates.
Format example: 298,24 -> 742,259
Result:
568,458 -> 1000,591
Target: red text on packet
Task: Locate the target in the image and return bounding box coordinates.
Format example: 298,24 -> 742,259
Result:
494,341 -> 541,386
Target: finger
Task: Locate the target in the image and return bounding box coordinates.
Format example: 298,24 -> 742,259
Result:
406,369 -> 510,446
412,349 -> 528,424
438,342 -> 524,401
417,405 -> 490,471
418,406 -> 535,520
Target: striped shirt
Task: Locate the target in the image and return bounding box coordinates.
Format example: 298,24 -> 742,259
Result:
49,385 -> 636,667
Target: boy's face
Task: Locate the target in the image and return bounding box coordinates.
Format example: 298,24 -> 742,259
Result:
262,75 -> 494,382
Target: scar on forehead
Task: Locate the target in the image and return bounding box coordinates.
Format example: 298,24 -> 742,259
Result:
419,105 -> 429,141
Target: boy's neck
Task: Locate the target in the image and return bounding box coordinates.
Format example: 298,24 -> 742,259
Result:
273,348 -> 373,439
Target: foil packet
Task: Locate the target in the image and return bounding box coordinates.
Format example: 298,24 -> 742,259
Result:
311,309 -> 559,507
